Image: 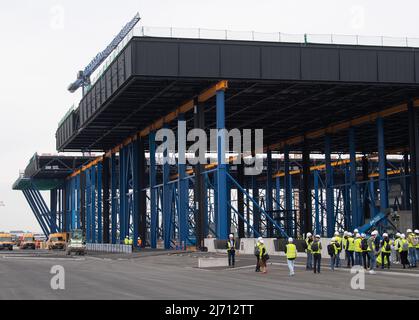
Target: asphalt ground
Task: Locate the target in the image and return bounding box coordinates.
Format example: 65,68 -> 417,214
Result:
0,249 -> 418,300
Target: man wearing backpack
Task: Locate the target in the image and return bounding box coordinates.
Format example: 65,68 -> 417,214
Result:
305,233 -> 314,270
312,235 -> 322,274
254,237 -> 262,272
368,231 -> 378,274
328,238 -> 339,271
361,233 -> 370,270
380,233 -> 392,269
354,233 -> 363,266
285,238 -> 297,276
399,234 -> 410,269
346,232 -> 355,268
334,232 -> 342,268
407,229 -> 417,268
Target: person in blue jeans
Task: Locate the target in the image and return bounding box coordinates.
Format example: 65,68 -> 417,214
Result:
328,238 -> 338,271
407,229 -> 417,268
368,230 -> 378,274
312,235 -> 322,274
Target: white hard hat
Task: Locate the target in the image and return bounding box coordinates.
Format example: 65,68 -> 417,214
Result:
334,232 -> 339,236
372,231 -> 378,236
257,237 -> 263,241
288,238 -> 293,243
344,231 -> 348,236
307,232 -> 312,237
361,233 -> 366,238
331,237 -> 336,242
415,230 -> 419,234
229,234 -> 234,238
356,233 -> 361,238
354,229 -> 359,233
260,239 -> 264,244
407,229 -> 412,233
315,235 -> 320,239
348,232 -> 353,237
401,234 -> 406,239
383,233 -> 388,237
396,232 -> 401,237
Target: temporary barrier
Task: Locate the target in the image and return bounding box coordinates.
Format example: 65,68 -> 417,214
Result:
86,243 -> 132,254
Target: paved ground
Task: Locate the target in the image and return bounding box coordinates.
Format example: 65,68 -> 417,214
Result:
0,249 -> 418,300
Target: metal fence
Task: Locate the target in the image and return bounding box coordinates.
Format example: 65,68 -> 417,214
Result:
86,25 -> 419,93
86,243 -> 132,254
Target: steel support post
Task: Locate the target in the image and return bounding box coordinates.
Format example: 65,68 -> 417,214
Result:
408,100 -> 419,228
91,166 -> 97,243
349,127 -> 359,228
237,164 -> 245,238
302,144 -> 312,235
50,189 -> 58,234
252,176 -> 260,235
314,170 -> 320,235
362,156 -> 371,219
119,147 -> 127,242
162,125 -> 171,249
102,157 -> 110,243
178,115 -> 188,248
79,171 -> 86,234
138,138 -> 147,247
377,117 -> 389,214
325,135 -> 334,237
97,163 -> 102,243
266,150 -> 274,237
85,169 -> 91,242
284,145 -> 292,235
149,132 -> 158,248
216,89 -> 228,240
110,153 -> 118,244
403,152 -> 411,210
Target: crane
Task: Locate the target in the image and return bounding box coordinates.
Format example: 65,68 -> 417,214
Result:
68,13 -> 141,94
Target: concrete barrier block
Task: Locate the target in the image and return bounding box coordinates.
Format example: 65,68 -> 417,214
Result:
198,258 -> 229,268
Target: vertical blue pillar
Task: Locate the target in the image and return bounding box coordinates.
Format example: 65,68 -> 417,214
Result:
91,166 -> 96,243
163,125 -> 171,249
119,147 -> 126,242
149,132 -> 158,248
314,170 -> 321,235
133,140 -> 140,247
75,175 -> 81,229
284,145 -> 292,235
349,127 -> 359,229
266,150 -> 274,237
377,117 -> 389,212
325,135 -> 334,237
97,163 -> 102,243
216,89 -> 228,240
50,189 -> 57,234
178,115 -> 188,248
86,169 -> 91,242
111,153 -> 117,244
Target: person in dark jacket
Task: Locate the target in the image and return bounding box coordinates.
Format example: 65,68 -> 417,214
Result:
226,234 -> 236,268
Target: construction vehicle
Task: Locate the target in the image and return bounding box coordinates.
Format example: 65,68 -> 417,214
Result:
46,233 -> 68,251
66,229 -> 86,256
20,234 -> 36,250
0,233 -> 14,251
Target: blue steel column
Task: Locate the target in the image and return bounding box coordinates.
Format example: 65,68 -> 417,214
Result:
325,135 -> 334,237
284,145 -> 292,236
163,125 -> 171,249
97,163 -> 103,243
216,89 -> 228,240
133,140 -> 140,247
349,127 -> 359,229
178,114 -> 188,248
377,117 -> 389,212
119,147 -> 126,242
91,166 -> 96,243
314,170 -> 321,235
266,150 -> 274,237
149,132 -> 158,248
75,175 -> 81,229
111,153 -> 117,244
50,189 -> 57,234
86,169 -> 91,242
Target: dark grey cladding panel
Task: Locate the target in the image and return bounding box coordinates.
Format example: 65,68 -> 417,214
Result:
134,41 -> 179,76
340,49 -> 378,82
261,46 -> 301,79
124,44 -> 133,79
378,50 -> 415,83
301,47 -> 339,81
220,44 -> 260,78
179,43 -> 220,77
416,51 -> 419,83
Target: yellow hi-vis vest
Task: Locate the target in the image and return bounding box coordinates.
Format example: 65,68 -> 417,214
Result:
354,238 -> 363,253
286,243 -> 297,260
227,240 -> 236,252
408,233 -> 415,248
124,238 -> 129,245
305,239 -> 312,253
335,236 -> 342,251
399,239 -> 408,253
348,237 -> 355,251
381,240 -> 392,253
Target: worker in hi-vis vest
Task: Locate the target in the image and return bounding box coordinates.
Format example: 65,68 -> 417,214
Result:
285,238 -> 297,276
226,234 -> 236,268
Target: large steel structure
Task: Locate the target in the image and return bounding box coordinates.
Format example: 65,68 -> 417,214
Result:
14,34 -> 419,248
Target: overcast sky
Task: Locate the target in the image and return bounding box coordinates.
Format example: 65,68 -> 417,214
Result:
1,0 -> 418,232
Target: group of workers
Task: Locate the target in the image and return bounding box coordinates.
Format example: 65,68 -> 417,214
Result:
123,236 -> 143,248
226,229 -> 419,277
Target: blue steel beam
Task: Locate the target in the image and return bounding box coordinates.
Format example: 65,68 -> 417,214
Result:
97,163 -> 103,243
266,150 -> 274,237
216,89 -> 228,240
377,117 -> 389,212
50,189 -> 58,234
149,131 -> 158,248
22,190 -> 50,236
163,125 -> 172,249
133,140 -> 140,246
178,114 -> 188,248
284,145 -> 293,235
325,135 -> 335,237
91,165 -> 97,243
349,128 -> 359,230
119,147 -> 126,242
111,153 -> 118,244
